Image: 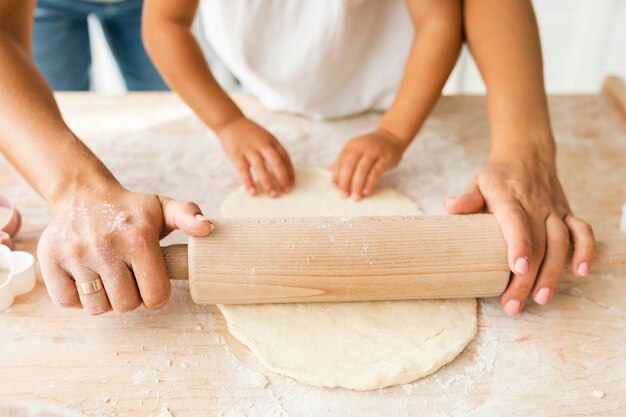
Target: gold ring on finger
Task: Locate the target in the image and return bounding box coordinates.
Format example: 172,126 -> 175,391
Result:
76,278 -> 104,295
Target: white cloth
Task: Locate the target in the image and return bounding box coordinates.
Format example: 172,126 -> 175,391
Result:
200,0 -> 413,120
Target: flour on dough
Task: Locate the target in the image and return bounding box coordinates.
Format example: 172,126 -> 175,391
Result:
219,168 -> 477,390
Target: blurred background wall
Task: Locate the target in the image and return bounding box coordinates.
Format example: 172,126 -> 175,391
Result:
88,0 -> 626,95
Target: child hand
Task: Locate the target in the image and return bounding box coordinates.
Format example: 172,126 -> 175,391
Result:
332,129 -> 406,200
217,117 -> 295,198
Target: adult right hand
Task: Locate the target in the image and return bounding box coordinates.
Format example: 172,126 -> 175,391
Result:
217,116 -> 295,198
38,181 -> 214,315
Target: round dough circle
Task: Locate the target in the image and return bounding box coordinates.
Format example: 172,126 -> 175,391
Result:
220,168 -> 477,390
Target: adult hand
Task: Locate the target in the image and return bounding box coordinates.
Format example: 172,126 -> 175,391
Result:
332,129 -> 407,200
445,156 -> 595,316
38,182 -> 214,315
217,116 -> 295,198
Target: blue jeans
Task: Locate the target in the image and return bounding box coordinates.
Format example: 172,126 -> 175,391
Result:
33,0 -> 168,91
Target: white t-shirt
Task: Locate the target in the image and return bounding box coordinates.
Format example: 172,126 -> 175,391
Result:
200,0 -> 413,120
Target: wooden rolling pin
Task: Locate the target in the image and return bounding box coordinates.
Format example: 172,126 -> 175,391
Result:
160,214 -> 625,305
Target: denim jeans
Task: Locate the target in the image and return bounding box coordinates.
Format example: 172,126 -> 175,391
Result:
33,0 -> 168,91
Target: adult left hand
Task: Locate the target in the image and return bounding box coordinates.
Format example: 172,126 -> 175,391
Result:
444,156 -> 595,316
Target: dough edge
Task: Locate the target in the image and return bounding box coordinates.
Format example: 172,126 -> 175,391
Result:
220,299 -> 477,390
218,167 -> 478,390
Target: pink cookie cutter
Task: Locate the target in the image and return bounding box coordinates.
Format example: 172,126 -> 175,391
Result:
0,193 -> 22,250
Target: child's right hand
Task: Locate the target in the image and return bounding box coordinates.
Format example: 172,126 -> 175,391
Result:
217,117 -> 295,198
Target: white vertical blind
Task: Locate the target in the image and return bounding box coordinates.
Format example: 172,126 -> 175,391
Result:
444,0 -> 626,94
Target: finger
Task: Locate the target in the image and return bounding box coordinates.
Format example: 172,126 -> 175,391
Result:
130,233 -> 171,310
38,261 -> 81,308
337,152 -> 361,197
273,143 -> 295,189
532,214 -> 569,305
248,153 -> 278,198
350,156 -> 375,200
160,197 -> 214,237
99,263 -> 142,313
261,146 -> 292,192
490,201 -> 533,276
564,214 -> 596,278
445,178 -> 485,214
70,267 -> 112,315
500,216 -> 546,316
234,157 -> 256,195
363,161 -> 385,196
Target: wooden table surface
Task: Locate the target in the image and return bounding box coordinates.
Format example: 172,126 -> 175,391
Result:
0,91 -> 625,417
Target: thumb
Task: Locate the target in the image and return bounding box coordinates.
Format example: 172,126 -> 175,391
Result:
159,197 -> 214,237
444,178 -> 485,214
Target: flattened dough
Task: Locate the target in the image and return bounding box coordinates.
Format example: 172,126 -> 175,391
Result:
219,168 -> 477,390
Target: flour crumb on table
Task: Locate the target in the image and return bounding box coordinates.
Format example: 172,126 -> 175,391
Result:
592,389 -> 605,399
151,407 -> 174,417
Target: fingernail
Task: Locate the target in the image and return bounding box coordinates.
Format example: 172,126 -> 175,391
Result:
577,262 -> 589,278
351,192 -> 360,201
269,190 -> 278,198
341,191 -> 349,198
504,299 -> 521,316
362,189 -> 369,196
248,187 -> 256,195
514,257 -> 529,275
534,288 -> 551,305
284,186 -> 293,193
195,214 -> 210,222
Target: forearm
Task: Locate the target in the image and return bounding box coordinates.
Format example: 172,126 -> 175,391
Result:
0,34 -> 118,207
379,0 -> 463,145
464,0 -> 554,162
142,1 -> 243,133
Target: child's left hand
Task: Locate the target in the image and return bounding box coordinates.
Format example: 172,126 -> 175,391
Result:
332,129 -> 407,200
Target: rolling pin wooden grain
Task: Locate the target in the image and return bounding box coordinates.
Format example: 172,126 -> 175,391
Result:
161,214 -> 625,304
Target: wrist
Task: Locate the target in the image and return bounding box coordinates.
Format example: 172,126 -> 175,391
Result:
45,138 -> 123,210
377,117 -> 415,147
488,131 -> 556,167
211,110 -> 247,137
374,127 -> 412,151
213,114 -> 249,139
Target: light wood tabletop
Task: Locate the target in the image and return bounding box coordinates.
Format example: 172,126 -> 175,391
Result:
0,86 -> 625,417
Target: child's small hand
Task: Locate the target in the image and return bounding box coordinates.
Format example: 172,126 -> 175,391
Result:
217,117 -> 295,197
332,129 -> 406,200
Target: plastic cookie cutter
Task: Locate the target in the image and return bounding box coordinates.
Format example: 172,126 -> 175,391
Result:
0,194 -> 36,311
0,193 -> 22,250
0,244 -> 36,310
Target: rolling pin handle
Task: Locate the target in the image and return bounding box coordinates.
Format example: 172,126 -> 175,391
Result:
161,244 -> 188,281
